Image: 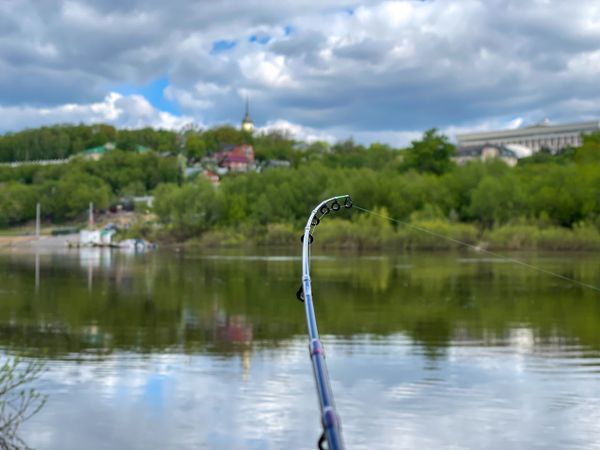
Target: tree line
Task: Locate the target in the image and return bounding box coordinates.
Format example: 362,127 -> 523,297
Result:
0,124 -> 178,162
0,150 -> 179,226
0,122 -> 400,164
1,123 -> 600,247
154,130 -> 600,243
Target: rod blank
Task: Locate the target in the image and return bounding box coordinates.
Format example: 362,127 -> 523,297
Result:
300,195 -> 350,450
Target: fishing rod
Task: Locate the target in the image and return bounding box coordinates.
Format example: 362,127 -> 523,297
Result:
296,194 -> 352,450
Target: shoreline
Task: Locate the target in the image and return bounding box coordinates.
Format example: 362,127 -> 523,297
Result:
2,234 -> 599,253
0,234 -> 77,250
3,219 -> 600,252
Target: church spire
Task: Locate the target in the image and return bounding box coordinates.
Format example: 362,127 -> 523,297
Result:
241,97 -> 254,132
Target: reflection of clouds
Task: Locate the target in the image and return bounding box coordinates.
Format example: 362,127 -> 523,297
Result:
387,382 -> 425,401
509,327 -> 535,354
78,247 -> 112,269
18,332 -> 600,450
570,400 -> 600,446
329,333 -> 600,449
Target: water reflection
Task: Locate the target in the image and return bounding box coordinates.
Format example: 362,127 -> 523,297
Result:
0,249 -> 599,449
1,249 -> 600,357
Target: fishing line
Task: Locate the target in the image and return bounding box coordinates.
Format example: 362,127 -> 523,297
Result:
353,204 -> 600,294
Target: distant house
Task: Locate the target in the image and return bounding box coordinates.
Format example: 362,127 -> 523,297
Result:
132,196 -> 154,207
264,159 -> 291,169
214,144 -> 255,172
256,159 -> 291,172
135,145 -> 152,154
79,229 -> 115,246
454,144 -> 519,167
184,165 -> 202,178
83,142 -> 115,161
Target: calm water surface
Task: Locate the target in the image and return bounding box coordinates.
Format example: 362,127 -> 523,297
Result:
1,248 -> 600,449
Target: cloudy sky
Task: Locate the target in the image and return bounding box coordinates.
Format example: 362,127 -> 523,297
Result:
1,0 -> 599,145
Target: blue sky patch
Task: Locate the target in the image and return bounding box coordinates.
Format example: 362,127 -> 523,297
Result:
114,76 -> 180,115
283,25 -> 295,36
249,34 -> 271,45
211,39 -> 237,54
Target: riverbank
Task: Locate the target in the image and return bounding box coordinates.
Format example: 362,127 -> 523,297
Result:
0,234 -> 78,250
4,219 -> 600,251
166,219 -> 600,251
0,235 -> 36,248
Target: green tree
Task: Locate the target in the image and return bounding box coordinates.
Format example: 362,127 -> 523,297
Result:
401,129 -> 456,175
0,183 -> 37,227
575,131 -> 600,164
185,134 -> 207,160
154,178 -> 220,239
468,175 -> 523,227
253,130 -> 295,162
202,126 -> 247,151
50,172 -> 111,220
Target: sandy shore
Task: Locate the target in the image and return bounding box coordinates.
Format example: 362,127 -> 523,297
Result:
0,236 -> 36,248
0,234 -> 77,249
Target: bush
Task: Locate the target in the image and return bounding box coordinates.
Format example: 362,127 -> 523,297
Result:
484,222 -> 600,250
395,219 -> 479,250
0,357 -> 46,450
153,179 -> 219,240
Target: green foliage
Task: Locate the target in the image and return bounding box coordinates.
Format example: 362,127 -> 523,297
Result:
316,140 -> 398,170
3,124 -> 600,250
88,150 -> 179,194
484,222 -> 600,250
153,178 -> 220,240
315,213 -> 478,250
253,130 -> 296,162
201,126 -> 249,151
115,127 -> 177,152
0,124 -> 180,162
0,151 -> 178,227
50,172 -> 111,220
184,134 -> 207,160
401,128 -> 456,175
317,207 -> 395,249
574,131 -> 600,164
0,124 -> 114,162
468,174 -> 523,227
0,183 -> 37,227
522,164 -> 593,227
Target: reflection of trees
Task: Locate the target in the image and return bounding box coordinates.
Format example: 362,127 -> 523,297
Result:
410,318 -> 451,360
0,358 -> 46,450
0,251 -> 600,361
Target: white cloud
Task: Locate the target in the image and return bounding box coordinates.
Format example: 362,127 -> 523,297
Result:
0,92 -> 195,132
258,119 -> 336,143
1,0 -> 600,141
238,52 -> 295,88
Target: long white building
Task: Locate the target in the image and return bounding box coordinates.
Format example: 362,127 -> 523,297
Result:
456,120 -> 600,154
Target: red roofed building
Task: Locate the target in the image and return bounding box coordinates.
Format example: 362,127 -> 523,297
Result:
214,144 -> 255,172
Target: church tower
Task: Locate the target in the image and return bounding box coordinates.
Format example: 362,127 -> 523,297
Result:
241,98 -> 254,133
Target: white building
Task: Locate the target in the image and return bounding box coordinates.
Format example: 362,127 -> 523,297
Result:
456,120 -> 600,155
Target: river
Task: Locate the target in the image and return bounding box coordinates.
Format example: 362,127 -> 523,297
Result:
0,248 -> 599,449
